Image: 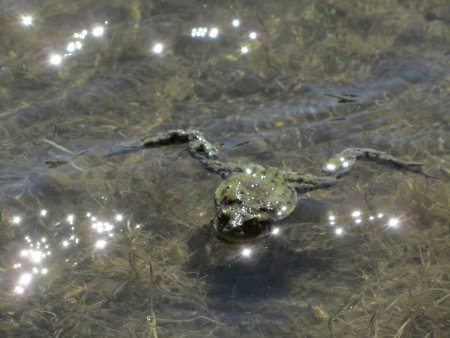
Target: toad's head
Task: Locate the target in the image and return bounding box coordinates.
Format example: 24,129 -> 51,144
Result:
212,204 -> 271,243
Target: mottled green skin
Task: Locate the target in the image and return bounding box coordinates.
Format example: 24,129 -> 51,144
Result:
139,129 -> 424,243
213,167 -> 297,242
197,158 -> 336,242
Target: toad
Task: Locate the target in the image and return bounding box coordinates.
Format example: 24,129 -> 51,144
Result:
138,129 -> 424,243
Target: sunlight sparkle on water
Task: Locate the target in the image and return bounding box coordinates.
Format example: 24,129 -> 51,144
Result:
14,286 -> 25,295
95,239 -> 107,249
191,27 -> 208,38
8,209 -> 127,297
74,29 -> 88,39
66,42 -> 76,52
351,210 -> 361,218
46,22 -> 109,69
209,27 -> 219,39
13,273 -> 33,295
28,250 -> 44,263
152,43 -> 164,54
388,218 -> 400,227
249,32 -> 258,40
67,41 -> 83,53
20,15 -> 34,26
241,46 -> 249,54
242,248 -> 252,257
92,221 -> 114,233
325,163 -> 336,172
49,54 -> 63,66
232,19 -> 240,27
18,273 -> 32,287
277,205 -> 288,216
91,25 -> 105,37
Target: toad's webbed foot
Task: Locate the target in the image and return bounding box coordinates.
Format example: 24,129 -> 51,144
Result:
322,148 -> 425,178
140,129 -> 218,159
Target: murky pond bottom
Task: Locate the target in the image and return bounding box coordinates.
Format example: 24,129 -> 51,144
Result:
1,0 -> 449,337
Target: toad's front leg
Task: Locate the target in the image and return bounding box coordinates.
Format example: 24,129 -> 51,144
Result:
322,148 -> 425,178
140,129 -> 218,159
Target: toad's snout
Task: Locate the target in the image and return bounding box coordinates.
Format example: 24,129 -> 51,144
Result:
212,205 -> 270,243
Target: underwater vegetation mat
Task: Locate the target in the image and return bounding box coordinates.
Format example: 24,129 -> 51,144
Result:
0,172 -> 449,337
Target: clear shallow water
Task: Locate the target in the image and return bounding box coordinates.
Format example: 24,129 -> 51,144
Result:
0,0 -> 449,337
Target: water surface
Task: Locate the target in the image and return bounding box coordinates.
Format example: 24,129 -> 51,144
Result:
1,0 -> 449,337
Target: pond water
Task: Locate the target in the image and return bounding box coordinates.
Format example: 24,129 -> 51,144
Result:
1,0 -> 449,337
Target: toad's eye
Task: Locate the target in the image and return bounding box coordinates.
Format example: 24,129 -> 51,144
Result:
214,215 -> 270,243
216,213 -> 231,228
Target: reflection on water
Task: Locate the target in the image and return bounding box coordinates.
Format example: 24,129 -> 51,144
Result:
5,209 -> 126,296
3,206 -> 403,296
1,0 -> 449,337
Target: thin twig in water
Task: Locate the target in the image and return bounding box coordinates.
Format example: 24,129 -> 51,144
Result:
393,317 -> 411,338
42,138 -> 74,154
157,316 -> 225,326
148,260 -> 158,338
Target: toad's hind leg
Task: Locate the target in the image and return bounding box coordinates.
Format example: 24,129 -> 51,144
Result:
140,129 -> 218,159
322,148 -> 425,178
281,171 -> 338,193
